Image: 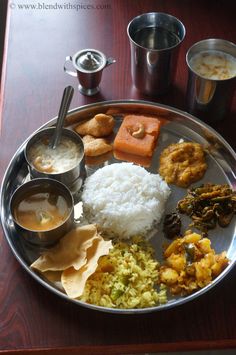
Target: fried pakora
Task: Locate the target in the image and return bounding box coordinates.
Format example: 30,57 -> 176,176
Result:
82,135 -> 113,157
74,113 -> 115,137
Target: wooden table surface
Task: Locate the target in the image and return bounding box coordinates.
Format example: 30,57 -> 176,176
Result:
0,0 -> 236,353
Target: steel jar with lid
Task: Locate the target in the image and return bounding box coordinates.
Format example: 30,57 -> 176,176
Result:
64,49 -> 116,96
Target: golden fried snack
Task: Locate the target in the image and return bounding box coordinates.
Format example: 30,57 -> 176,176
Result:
159,141 -> 207,188
31,225 -> 112,299
74,113 -> 115,137
83,135 -> 113,157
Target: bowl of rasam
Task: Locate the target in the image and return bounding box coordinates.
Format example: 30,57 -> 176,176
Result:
10,178 -> 74,246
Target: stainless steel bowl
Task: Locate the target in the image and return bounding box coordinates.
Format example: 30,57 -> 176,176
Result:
10,178 -> 74,247
25,127 -> 86,194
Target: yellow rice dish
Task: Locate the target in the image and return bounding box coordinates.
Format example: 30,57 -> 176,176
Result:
80,237 -> 167,308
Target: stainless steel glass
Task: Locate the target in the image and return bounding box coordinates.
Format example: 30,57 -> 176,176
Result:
186,38 -> 236,123
127,12 -> 185,95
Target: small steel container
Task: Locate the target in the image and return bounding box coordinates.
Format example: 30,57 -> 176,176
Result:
10,178 -> 74,246
64,49 -> 116,96
25,127 -> 86,194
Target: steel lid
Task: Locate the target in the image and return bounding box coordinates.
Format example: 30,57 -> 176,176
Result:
76,50 -> 104,71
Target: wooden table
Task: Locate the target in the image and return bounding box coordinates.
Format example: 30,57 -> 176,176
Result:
0,0 -> 236,353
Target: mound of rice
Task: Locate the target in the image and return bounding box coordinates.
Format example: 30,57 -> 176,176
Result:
81,163 -> 170,239
80,237 -> 167,308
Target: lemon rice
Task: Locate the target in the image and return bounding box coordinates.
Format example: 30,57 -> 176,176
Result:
80,237 -> 167,308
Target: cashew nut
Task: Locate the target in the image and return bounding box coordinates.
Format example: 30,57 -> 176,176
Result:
130,123 -> 145,139
33,156 -> 54,173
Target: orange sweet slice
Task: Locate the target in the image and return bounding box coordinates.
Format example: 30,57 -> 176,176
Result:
114,115 -> 161,157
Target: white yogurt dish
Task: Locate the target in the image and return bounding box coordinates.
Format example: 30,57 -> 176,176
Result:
28,135 -> 83,174
25,127 -> 86,195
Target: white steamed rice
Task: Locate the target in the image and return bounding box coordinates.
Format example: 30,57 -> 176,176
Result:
81,163 -> 170,239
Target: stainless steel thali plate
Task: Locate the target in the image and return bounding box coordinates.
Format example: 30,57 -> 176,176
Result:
1,100 -> 236,314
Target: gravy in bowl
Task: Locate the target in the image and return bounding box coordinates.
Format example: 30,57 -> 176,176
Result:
13,189 -> 70,231
10,178 -> 74,246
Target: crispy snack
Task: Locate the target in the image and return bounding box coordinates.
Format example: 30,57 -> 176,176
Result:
159,230 -> 229,295
82,135 -> 113,157
178,183 -> 236,234
61,237 -> 112,298
159,142 -> 207,188
74,113 -> 115,137
31,225 -> 112,299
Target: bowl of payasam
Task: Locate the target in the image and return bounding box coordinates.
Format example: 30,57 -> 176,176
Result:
25,127 -> 86,194
10,178 -> 74,246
